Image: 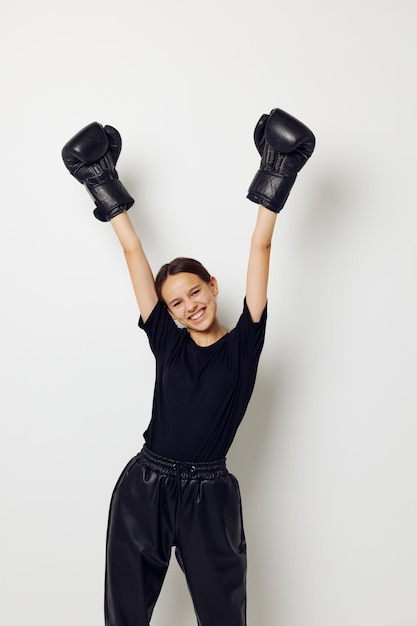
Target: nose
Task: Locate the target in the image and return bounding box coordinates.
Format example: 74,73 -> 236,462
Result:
185,297 -> 198,313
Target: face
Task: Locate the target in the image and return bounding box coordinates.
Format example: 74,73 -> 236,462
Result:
161,272 -> 219,334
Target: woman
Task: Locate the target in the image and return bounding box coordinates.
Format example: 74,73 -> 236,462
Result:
62,108 -> 315,626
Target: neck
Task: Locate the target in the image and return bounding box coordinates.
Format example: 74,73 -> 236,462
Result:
189,322 -> 227,347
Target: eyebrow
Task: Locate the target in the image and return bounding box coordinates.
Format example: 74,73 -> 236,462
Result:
167,283 -> 201,306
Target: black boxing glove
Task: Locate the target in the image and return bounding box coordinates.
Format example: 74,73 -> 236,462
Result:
247,108 -> 315,213
62,122 -> 134,221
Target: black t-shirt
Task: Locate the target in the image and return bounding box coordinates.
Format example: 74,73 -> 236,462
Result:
138,299 -> 267,462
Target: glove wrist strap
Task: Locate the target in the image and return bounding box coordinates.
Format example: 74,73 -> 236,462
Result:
247,170 -> 296,213
86,180 -> 134,221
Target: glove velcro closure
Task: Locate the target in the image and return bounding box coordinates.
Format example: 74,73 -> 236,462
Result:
247,170 -> 296,213
87,180 -> 135,221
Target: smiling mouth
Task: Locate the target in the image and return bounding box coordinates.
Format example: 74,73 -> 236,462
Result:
190,308 -> 205,321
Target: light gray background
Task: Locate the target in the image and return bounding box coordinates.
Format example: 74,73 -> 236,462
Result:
1,1 -> 416,624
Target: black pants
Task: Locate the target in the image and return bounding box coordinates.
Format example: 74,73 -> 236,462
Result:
105,446 -> 247,626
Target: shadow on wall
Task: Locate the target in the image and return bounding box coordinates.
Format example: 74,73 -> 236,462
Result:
296,158 -> 368,254
228,367 -> 281,488
227,158 -> 359,482
225,162 -> 361,622
227,365 -> 288,626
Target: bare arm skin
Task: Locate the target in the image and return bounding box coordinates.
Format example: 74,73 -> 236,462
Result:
110,205 -> 276,325
110,203 -> 276,325
110,211 -> 158,323
245,205 -> 278,322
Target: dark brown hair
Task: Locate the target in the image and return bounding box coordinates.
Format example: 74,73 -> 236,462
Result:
155,257 -> 211,302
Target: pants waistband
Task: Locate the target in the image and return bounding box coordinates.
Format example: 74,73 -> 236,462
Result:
136,445 -> 228,480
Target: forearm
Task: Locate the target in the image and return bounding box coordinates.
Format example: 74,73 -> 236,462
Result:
250,205 -> 278,250
110,211 -> 158,320
110,210 -> 142,252
245,205 -> 278,322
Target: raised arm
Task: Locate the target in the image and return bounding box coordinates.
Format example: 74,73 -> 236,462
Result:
62,121 -> 158,322
245,108 -> 316,321
110,212 -> 158,321
246,206 -> 277,322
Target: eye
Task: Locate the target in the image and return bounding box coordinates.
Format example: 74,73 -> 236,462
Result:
172,301 -> 181,308
191,289 -> 200,296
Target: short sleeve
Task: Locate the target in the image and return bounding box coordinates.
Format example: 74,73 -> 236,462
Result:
233,298 -> 267,356
138,300 -> 181,357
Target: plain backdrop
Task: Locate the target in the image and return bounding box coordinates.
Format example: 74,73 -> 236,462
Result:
1,1 -> 416,625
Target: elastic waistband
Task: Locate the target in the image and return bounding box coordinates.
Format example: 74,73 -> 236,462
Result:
136,445 -> 228,480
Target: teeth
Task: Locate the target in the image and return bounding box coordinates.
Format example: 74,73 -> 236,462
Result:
191,309 -> 204,320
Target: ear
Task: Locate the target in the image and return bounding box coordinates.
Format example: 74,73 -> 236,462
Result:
209,276 -> 219,296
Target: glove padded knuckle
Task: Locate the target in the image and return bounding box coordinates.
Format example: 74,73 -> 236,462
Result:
64,122 -> 108,164
266,108 -> 315,154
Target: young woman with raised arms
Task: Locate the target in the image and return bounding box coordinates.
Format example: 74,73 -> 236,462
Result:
62,107 -> 315,626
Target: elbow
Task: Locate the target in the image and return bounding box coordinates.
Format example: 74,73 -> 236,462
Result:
251,234 -> 273,252
123,239 -> 143,258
